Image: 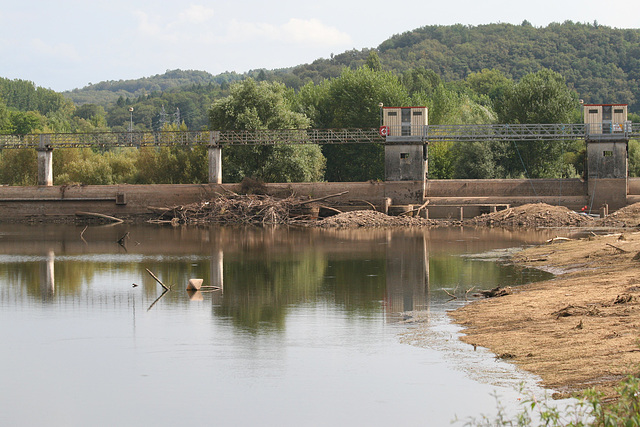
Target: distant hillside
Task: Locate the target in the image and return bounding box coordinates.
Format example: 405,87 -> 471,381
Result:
378,22 -> 640,109
62,22 -> 640,113
285,21 -> 640,111
64,69 -> 245,106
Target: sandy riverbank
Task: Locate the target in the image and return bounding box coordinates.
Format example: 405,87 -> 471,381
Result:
449,230 -> 640,398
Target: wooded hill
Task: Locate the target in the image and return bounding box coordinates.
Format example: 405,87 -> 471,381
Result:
1,20 -> 639,134
62,21 -> 640,112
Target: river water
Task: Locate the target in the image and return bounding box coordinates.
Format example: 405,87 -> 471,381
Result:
0,224 -> 567,426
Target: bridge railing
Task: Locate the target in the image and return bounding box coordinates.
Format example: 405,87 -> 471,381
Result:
0,124 -> 639,150
424,124 -> 588,142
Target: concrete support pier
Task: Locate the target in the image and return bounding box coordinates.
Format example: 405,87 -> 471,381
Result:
208,131 -> 222,184
586,138 -> 628,211
37,135 -> 53,186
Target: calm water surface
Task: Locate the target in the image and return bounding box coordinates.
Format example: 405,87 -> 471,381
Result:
0,224 -> 566,426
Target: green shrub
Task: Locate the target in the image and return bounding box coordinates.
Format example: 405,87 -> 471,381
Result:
461,373 -> 640,426
0,149 -> 37,185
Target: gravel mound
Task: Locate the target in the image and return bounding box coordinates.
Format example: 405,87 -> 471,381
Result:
465,203 -> 594,228
598,202 -> 640,227
317,210 -> 433,228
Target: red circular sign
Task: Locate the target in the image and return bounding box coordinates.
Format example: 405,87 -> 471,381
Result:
379,126 -> 390,137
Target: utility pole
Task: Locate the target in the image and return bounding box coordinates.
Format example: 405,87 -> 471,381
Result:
174,107 -> 180,127
160,105 -> 167,130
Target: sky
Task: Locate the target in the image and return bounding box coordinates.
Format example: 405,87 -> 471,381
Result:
1,0 -> 639,92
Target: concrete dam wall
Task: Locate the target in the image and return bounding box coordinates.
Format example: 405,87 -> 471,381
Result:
0,178 -> 610,221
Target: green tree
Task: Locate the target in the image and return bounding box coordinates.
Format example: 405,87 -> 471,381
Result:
303,66 -> 409,181
0,149 -> 37,185
54,148 -> 114,185
497,68 -> 578,124
10,111 -> 46,134
496,68 -> 580,178
465,68 -> 513,107
402,68 -> 442,97
209,79 -> 325,183
365,51 -> 382,72
0,97 -> 11,133
629,139 -> 640,177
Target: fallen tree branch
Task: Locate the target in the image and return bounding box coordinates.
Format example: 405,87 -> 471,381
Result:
117,232 -> 129,246
221,187 -> 239,197
465,286 -> 476,300
295,191 -> 349,206
355,199 -> 377,211
416,199 -> 430,217
606,243 -> 629,253
399,200 -> 431,217
76,211 -> 124,224
319,205 -> 342,216
145,268 -> 170,291
546,236 -> 571,243
443,289 -> 457,299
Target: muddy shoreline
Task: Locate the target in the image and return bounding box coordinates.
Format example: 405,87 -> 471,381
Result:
449,230 -> 640,399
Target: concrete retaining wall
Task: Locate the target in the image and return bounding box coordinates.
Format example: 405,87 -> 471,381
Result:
0,177 -> 625,220
628,178 -> 640,195
425,179 -> 587,198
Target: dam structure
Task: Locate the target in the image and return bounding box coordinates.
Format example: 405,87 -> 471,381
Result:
0,104 -> 638,221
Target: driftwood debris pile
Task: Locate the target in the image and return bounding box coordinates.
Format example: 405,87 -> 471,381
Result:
149,194 -> 304,225
147,191 -> 350,225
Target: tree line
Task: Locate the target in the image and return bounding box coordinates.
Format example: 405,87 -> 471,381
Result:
2,20 -> 640,185
0,63 -> 627,185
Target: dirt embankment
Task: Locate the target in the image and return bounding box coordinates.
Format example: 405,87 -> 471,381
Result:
450,228 -> 640,398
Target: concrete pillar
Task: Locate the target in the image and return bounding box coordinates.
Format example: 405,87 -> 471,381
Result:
385,233 -> 429,318
208,131 -> 222,184
37,135 -> 53,186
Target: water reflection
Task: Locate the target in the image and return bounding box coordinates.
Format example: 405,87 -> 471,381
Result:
0,224 -> 557,329
0,224 -> 569,426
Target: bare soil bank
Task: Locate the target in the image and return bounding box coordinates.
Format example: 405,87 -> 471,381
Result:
450,230 -> 640,399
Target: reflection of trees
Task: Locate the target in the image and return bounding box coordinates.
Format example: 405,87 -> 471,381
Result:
428,256 -> 552,295
1,260 -> 99,300
214,252 -> 327,332
320,258 -> 386,314
0,258 -> 214,304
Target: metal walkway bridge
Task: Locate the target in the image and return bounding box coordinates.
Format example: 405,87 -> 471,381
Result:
0,123 -> 638,149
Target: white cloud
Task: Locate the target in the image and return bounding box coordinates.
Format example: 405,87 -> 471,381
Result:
134,5 -> 216,42
30,38 -> 81,62
177,5 -> 215,25
282,18 -> 352,45
225,18 -> 352,46
134,11 -> 163,37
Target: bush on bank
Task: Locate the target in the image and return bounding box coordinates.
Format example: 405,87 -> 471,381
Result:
463,373 -> 640,426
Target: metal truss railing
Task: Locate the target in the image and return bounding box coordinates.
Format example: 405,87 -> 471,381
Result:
0,129 -> 384,150
213,128 -> 384,145
0,124 -> 639,150
423,123 -> 588,142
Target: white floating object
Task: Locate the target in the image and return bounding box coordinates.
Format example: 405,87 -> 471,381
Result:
187,279 -> 203,290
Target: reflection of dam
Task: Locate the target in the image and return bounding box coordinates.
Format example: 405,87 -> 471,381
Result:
384,233 -> 429,316
0,224 -> 562,323
40,250 -> 55,300
34,249 -> 225,306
